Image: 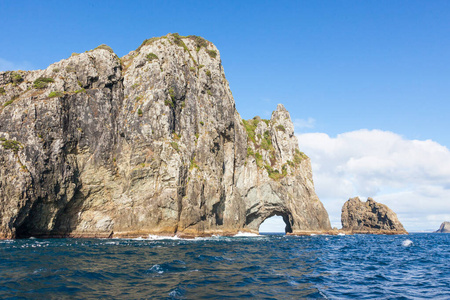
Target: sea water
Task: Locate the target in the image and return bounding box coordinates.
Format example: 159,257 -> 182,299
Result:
0,233 -> 449,299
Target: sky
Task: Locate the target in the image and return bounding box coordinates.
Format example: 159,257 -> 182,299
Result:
1,1 -> 449,232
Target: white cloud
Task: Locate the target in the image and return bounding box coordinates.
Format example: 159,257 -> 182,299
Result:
297,129 -> 450,232
293,117 -> 315,131
0,57 -> 34,72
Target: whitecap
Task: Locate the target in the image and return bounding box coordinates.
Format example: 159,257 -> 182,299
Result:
234,231 -> 259,237
33,268 -> 46,274
168,288 -> 184,297
105,241 -> 118,245
147,234 -> 180,240
288,279 -> 299,286
337,233 -> 346,236
402,239 -> 413,247
148,264 -> 164,274
0,240 -> 14,243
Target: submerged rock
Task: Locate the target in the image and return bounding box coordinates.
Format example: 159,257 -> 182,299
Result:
435,222 -> 450,233
341,197 -> 407,234
0,34 -> 331,239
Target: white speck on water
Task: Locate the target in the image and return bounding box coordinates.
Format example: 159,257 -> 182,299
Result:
402,239 -> 413,247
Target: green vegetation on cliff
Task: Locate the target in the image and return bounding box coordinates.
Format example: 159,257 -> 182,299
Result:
33,77 -> 54,89
48,91 -> 64,98
3,95 -> 18,107
146,53 -> 158,62
0,138 -> 21,153
294,149 -> 308,164
94,44 -> 114,53
11,73 -> 23,85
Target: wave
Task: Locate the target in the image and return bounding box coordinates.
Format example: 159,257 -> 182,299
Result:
147,235 -> 181,240
233,232 -> 259,237
148,264 -> 164,274
402,239 -> 413,247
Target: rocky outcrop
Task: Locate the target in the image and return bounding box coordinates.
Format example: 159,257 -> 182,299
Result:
341,197 -> 407,234
0,34 -> 331,239
435,222 -> 450,233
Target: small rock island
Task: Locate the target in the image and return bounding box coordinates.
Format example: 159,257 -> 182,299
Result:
341,197 -> 408,234
435,222 -> 450,233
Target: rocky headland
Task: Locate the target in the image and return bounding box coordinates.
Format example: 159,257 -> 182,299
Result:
435,222 -> 450,233
341,197 -> 407,234
0,34 -> 331,239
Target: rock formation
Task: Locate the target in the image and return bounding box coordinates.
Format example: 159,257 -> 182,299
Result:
0,34 -> 331,239
435,222 -> 450,233
341,197 -> 407,234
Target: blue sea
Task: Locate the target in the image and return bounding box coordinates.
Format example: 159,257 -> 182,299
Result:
0,233 -> 449,299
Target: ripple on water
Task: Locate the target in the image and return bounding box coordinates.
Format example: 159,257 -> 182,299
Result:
0,234 -> 449,299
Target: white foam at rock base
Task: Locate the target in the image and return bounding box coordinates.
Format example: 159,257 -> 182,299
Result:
147,235 -> 181,240
233,232 -> 259,237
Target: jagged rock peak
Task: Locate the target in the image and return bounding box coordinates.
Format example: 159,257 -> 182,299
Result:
341,197 -> 407,234
0,34 -> 331,239
435,222 -> 450,233
276,103 -> 287,112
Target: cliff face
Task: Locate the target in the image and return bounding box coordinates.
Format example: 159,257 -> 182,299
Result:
0,34 -> 331,239
341,197 -> 407,234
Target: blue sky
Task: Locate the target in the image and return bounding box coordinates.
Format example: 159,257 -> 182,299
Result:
2,1 -> 449,232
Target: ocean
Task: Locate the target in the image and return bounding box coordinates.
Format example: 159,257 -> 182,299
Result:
0,233 -> 448,299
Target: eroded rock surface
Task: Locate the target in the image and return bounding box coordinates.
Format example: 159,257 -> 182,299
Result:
341,197 -> 407,234
435,222 -> 450,233
0,34 -> 331,239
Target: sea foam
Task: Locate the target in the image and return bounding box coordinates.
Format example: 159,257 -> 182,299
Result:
147,235 -> 181,240
234,231 -> 259,237
402,239 -> 413,247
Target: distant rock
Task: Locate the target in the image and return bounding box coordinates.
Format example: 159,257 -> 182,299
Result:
341,197 -> 408,234
435,222 -> 450,233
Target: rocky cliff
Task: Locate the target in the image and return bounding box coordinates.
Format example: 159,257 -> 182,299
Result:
435,222 -> 450,233
0,34 -> 331,239
341,197 -> 407,234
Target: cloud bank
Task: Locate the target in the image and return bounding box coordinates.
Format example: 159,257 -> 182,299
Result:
297,129 -> 450,231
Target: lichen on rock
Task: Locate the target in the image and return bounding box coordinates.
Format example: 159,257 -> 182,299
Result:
0,34 -> 331,239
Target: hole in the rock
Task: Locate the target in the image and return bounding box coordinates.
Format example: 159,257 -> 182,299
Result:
259,215 -> 287,234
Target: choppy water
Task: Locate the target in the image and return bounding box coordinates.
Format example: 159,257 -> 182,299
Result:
0,233 -> 449,299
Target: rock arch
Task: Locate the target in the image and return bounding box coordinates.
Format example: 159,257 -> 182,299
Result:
246,209 -> 293,234
243,183 -> 295,234
241,181 -> 331,235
